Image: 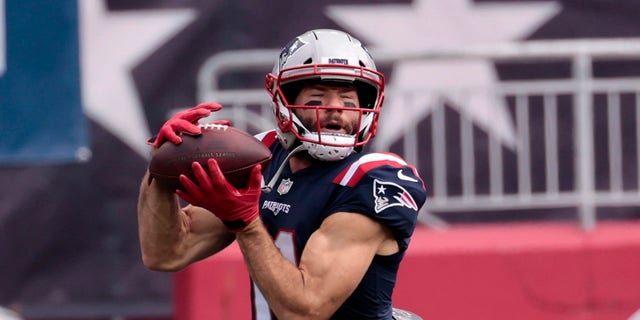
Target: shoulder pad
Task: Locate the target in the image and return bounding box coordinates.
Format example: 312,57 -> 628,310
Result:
333,152 -> 423,188
254,130 -> 278,148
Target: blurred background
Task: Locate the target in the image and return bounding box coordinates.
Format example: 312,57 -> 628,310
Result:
1,0 -> 639,319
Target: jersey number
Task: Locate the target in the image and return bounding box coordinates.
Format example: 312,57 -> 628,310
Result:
253,230 -> 297,320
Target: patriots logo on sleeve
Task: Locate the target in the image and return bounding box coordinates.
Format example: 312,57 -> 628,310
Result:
373,179 -> 419,214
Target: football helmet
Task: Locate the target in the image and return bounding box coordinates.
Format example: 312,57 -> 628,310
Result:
265,29 -> 385,161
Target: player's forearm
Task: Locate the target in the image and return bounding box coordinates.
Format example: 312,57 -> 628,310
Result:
236,219 -> 328,319
137,171 -> 186,270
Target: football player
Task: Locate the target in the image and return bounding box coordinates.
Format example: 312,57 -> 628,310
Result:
138,29 -> 427,320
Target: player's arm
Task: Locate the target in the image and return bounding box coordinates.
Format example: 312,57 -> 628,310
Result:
237,211 -> 396,319
137,170 -> 235,271
138,102 -> 235,271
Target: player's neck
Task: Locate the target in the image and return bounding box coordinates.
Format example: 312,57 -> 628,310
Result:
289,153 -> 313,173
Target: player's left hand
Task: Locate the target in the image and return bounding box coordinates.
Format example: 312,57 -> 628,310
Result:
176,159 -> 262,232
146,102 -> 229,148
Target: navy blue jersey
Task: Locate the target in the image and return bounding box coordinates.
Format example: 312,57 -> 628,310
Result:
252,130 -> 427,320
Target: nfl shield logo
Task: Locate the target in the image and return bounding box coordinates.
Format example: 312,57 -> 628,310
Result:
277,178 -> 293,195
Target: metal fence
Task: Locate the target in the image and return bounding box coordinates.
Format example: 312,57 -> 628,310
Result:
195,38 -> 640,231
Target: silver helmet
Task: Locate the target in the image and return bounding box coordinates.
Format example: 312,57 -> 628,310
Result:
265,29 -> 385,161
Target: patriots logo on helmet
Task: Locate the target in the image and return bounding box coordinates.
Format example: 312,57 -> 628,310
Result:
373,179 -> 419,213
279,38 -> 305,69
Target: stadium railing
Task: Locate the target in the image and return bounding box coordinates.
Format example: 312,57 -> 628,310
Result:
195,38 -> 640,231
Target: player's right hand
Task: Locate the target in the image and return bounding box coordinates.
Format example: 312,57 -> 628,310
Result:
146,102 -> 225,148
176,159 -> 262,232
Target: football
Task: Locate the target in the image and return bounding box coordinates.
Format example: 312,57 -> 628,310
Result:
149,124 -> 272,189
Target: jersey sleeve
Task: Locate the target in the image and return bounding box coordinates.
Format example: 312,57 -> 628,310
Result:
329,153 -> 427,250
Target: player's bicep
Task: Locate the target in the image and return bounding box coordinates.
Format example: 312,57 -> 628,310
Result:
297,212 -> 388,312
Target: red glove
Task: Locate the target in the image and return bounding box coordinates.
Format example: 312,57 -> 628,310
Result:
176,159 -> 262,232
147,102 -> 230,147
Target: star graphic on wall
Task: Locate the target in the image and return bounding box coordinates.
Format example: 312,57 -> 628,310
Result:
326,0 -> 561,151
79,0 -> 196,158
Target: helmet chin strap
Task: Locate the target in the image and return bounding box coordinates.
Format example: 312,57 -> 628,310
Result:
302,132 -> 356,161
262,144 -> 306,193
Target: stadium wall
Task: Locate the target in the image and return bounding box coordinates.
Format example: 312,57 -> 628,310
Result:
174,221 -> 640,320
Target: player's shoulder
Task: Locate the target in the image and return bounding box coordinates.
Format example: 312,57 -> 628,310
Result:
330,152 -> 427,241
333,152 -> 425,190
254,130 -> 279,148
